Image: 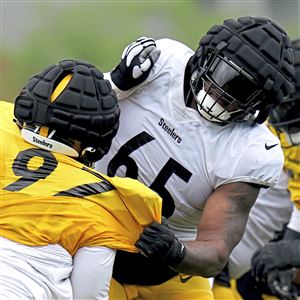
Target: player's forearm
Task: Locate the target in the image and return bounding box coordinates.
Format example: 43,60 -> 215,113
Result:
170,182 -> 258,277
170,240 -> 228,277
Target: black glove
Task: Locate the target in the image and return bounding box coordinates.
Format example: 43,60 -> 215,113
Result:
135,218 -> 186,266
251,240 -> 300,280
110,37 -> 161,91
214,264 -> 231,288
266,268 -> 298,300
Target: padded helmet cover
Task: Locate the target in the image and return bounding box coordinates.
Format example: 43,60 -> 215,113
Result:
269,39 -> 300,130
14,59 -> 120,161
188,16 -> 295,123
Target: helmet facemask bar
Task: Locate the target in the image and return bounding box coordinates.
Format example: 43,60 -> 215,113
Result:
190,53 -> 266,124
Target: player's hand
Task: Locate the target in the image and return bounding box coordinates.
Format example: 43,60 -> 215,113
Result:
110,37 -> 161,91
266,269 -> 298,300
135,218 -> 186,266
251,240 -> 300,280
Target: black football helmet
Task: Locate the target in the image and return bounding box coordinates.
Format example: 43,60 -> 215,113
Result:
269,39 -> 300,146
14,59 -> 120,165
185,16 -> 295,125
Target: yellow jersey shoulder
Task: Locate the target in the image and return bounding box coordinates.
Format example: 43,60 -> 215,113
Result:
268,124 -> 300,206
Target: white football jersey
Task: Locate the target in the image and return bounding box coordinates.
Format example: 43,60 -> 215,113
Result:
96,38 -> 284,240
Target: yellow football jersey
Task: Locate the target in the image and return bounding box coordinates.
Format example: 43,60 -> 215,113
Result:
269,125 -> 300,208
0,101 -> 162,256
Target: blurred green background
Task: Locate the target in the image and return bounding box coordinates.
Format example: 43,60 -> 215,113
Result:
1,0 -> 299,102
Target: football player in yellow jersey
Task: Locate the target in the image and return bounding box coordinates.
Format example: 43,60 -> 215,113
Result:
0,60 -> 162,300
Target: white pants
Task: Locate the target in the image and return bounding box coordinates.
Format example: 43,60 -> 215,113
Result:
0,237 -> 117,300
0,237 -> 73,300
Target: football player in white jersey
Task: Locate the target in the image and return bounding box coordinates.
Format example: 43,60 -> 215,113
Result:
95,17 -> 295,299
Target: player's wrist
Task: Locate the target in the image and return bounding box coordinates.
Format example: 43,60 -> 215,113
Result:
136,221 -> 186,266
163,238 -> 186,267
109,68 -> 130,92
104,72 -> 122,94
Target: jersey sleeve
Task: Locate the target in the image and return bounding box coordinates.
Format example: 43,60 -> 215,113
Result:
212,126 -> 284,188
228,169 -> 292,279
71,246 -> 116,299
